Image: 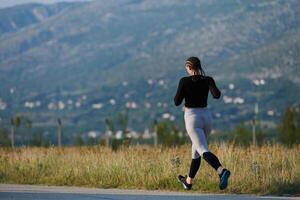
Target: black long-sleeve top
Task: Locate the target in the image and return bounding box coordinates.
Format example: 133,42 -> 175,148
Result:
174,75 -> 221,107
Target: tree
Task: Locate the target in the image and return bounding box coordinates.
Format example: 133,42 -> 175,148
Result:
231,123 -> 252,146
155,120 -> 185,147
30,132 -> 44,146
74,133 -> 85,146
0,128 -> 10,147
278,106 -> 300,146
104,108 -> 132,150
116,108 -> 129,136
116,108 -> 131,147
104,114 -> 115,147
10,114 -> 32,148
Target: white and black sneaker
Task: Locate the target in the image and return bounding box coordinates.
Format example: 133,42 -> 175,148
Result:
177,175 -> 192,190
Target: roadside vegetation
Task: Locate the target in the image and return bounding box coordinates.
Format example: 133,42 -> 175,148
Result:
0,106 -> 299,195
0,143 -> 299,195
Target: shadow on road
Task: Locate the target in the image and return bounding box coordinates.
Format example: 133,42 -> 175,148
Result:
267,177 -> 300,196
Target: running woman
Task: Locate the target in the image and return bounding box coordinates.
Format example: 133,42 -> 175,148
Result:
174,56 -> 230,190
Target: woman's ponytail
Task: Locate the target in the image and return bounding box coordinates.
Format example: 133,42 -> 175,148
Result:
186,56 -> 205,81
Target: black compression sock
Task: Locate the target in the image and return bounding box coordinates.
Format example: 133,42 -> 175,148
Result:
188,157 -> 201,178
203,152 -> 222,171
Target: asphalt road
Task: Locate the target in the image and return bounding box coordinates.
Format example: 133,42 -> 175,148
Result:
0,184 -> 298,200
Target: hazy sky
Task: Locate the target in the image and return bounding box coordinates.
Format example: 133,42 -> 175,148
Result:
0,0 -> 93,8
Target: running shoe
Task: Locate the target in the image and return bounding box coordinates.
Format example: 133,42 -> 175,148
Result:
177,175 -> 192,190
219,169 -> 231,190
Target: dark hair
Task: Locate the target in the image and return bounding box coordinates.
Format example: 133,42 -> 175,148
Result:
186,57 -> 205,80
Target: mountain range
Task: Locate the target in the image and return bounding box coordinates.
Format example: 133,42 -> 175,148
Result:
0,0 -> 299,139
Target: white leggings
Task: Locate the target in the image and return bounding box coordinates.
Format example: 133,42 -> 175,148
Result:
184,107 -> 212,159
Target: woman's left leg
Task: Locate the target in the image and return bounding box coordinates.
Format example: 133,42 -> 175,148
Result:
188,126 -> 231,190
202,151 -> 223,174
201,110 -> 228,176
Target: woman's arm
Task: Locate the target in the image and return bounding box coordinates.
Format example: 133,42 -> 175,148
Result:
207,76 -> 221,99
174,78 -> 185,106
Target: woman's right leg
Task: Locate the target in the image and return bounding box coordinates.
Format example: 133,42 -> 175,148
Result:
188,157 -> 201,179
186,144 -> 201,184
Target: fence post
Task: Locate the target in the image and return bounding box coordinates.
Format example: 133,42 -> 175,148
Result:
57,118 -> 62,148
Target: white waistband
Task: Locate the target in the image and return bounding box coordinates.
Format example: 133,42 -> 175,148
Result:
184,107 -> 208,111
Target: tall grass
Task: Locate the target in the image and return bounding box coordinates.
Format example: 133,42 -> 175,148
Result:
0,143 -> 299,195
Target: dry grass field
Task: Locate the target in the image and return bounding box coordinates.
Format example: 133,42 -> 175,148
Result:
0,143 -> 299,195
